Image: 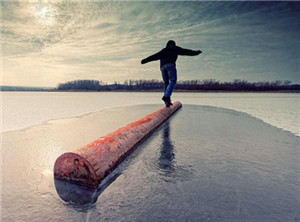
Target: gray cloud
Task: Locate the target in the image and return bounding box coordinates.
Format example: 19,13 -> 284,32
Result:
1,1 -> 299,86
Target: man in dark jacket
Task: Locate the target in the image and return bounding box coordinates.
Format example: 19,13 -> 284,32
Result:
141,40 -> 202,107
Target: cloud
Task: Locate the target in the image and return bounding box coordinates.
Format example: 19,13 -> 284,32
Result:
1,1 -> 300,86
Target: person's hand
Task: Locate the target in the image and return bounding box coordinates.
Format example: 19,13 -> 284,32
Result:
196,50 -> 202,55
141,59 -> 146,64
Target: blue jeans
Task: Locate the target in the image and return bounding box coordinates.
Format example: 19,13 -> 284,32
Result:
161,63 -> 177,98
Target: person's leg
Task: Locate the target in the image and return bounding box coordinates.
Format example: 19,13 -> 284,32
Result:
161,65 -> 169,96
161,65 -> 171,107
164,64 -> 177,98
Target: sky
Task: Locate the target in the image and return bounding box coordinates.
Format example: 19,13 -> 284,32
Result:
1,1 -> 300,87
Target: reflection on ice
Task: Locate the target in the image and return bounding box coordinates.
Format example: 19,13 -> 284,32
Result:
54,172 -> 122,206
158,122 -> 175,174
54,179 -> 98,205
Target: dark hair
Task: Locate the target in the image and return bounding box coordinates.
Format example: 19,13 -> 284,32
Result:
166,40 -> 176,47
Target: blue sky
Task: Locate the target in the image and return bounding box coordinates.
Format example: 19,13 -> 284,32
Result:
1,1 -> 300,87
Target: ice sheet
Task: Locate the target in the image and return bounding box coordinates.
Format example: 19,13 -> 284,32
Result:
1,104 -> 299,221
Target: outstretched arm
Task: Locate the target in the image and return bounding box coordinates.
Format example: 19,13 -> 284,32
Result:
141,50 -> 162,64
177,46 -> 202,56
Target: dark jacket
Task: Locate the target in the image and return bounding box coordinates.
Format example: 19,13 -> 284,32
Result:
141,45 -> 201,67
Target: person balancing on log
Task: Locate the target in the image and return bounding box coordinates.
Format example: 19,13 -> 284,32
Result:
141,40 -> 202,107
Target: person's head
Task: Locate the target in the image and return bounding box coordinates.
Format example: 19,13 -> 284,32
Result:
166,40 -> 176,48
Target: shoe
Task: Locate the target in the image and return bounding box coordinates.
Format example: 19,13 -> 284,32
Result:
162,96 -> 172,107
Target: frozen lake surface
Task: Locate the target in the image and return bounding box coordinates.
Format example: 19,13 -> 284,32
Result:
1,92 -> 299,136
2,104 -> 299,221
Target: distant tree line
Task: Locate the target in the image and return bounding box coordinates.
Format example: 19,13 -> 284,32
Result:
56,79 -> 300,92
57,80 -> 103,91
1,79 -> 299,92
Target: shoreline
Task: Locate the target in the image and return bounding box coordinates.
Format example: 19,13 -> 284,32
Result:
1,89 -> 300,93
